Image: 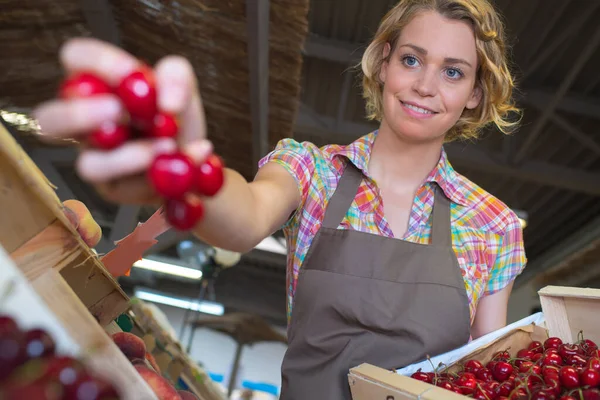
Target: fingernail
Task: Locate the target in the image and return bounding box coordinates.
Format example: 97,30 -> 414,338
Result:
187,140 -> 213,162
152,138 -> 178,154
160,84 -> 186,113
88,97 -> 122,120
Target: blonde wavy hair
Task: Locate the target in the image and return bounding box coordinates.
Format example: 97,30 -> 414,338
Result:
361,0 -> 521,142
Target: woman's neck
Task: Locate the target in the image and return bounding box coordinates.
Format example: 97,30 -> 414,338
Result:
368,121 -> 445,187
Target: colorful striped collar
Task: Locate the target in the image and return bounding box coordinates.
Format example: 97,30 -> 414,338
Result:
330,130 -> 470,207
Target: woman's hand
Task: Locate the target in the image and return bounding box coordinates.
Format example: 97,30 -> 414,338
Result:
33,38 -> 213,205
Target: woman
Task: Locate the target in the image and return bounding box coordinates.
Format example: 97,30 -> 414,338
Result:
34,0 -> 526,398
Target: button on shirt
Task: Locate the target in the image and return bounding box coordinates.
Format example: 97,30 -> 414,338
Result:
258,131 -> 527,326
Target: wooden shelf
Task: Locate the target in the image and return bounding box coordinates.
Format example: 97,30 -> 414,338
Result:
0,124 -> 156,399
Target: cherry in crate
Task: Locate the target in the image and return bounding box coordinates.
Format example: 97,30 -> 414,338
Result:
58,67 -> 225,231
409,332 -> 600,399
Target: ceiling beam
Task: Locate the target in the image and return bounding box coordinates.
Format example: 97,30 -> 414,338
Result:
514,25 -> 600,163
525,88 -> 600,121
294,106 -> 600,197
246,0 -> 270,171
516,214 -> 600,288
303,33 -> 364,65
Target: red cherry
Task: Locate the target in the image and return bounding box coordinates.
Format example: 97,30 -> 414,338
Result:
559,366 -> 580,389
464,359 -> 484,374
518,360 -> 534,373
545,337 -> 563,350
509,387 -> 528,399
531,389 -> 558,400
43,356 -> 87,389
582,367 -> 600,388
0,315 -> 19,334
64,375 -> 120,400
195,154 -> 225,196
542,352 -> 563,367
0,330 -> 27,380
495,380 -> 514,396
88,122 -> 130,150
492,361 -> 514,382
149,112 -> 179,138
165,198 -> 204,231
24,328 -> 56,359
1,380 -> 64,400
516,348 -> 534,361
583,339 -> 599,356
559,343 -> 583,359
582,389 -> 600,400
454,372 -> 477,394
588,357 -> 600,371
59,72 -> 112,99
410,370 -> 432,383
435,379 -> 453,390
116,67 -> 157,124
475,367 -> 493,382
532,352 -> 544,362
566,354 -> 588,368
492,350 -> 511,361
149,153 -> 196,199
529,341 -> 544,354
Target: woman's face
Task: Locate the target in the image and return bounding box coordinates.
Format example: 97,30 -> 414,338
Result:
379,11 -> 481,143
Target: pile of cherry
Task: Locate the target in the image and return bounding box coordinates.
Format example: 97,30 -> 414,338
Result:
58,68 -> 224,231
0,314 -> 121,399
410,335 -> 600,399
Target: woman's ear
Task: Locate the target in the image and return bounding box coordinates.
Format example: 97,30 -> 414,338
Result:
466,85 -> 483,110
379,42 -> 392,83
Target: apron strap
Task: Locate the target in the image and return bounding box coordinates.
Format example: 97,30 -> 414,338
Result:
431,186 -> 453,247
322,162 -> 363,229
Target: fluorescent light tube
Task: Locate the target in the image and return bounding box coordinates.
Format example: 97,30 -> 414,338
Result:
134,289 -> 225,316
132,258 -> 203,280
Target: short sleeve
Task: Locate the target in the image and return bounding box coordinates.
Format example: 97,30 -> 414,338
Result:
258,138 -> 317,221
485,211 -> 527,295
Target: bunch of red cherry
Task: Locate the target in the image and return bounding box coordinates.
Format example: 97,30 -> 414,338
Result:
58,68 -> 224,231
410,334 -> 600,399
0,314 -> 121,399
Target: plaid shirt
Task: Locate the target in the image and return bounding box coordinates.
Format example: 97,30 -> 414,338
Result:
259,131 -> 527,325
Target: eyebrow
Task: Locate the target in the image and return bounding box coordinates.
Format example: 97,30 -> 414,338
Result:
398,44 -> 473,68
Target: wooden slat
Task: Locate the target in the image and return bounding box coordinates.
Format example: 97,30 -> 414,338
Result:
32,269 -> 157,400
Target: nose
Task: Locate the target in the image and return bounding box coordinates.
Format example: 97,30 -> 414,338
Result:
412,68 -> 437,97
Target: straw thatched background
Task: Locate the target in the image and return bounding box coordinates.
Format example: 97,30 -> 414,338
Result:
0,0 -> 309,180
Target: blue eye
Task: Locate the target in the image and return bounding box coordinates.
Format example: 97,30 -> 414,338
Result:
402,55 -> 420,67
445,68 -> 464,80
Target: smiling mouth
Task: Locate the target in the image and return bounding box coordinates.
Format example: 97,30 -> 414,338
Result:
401,101 -> 437,115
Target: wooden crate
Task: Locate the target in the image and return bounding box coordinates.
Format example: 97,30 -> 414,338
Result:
349,285 -> 599,400
129,300 -> 228,400
0,241 -> 157,399
539,285 -> 600,345
0,123 -> 129,326
0,125 -> 158,398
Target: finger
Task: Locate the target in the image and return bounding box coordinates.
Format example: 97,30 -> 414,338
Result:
184,139 -> 214,164
33,95 -> 123,138
60,37 -> 141,86
76,138 -> 177,183
97,174 -> 160,205
154,56 -> 207,144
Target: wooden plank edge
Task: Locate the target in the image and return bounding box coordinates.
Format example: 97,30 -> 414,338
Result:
539,285 -> 600,299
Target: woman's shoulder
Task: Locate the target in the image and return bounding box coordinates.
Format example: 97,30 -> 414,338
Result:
262,138 -> 347,174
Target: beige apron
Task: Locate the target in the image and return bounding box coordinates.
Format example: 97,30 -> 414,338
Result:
279,162 -> 471,400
